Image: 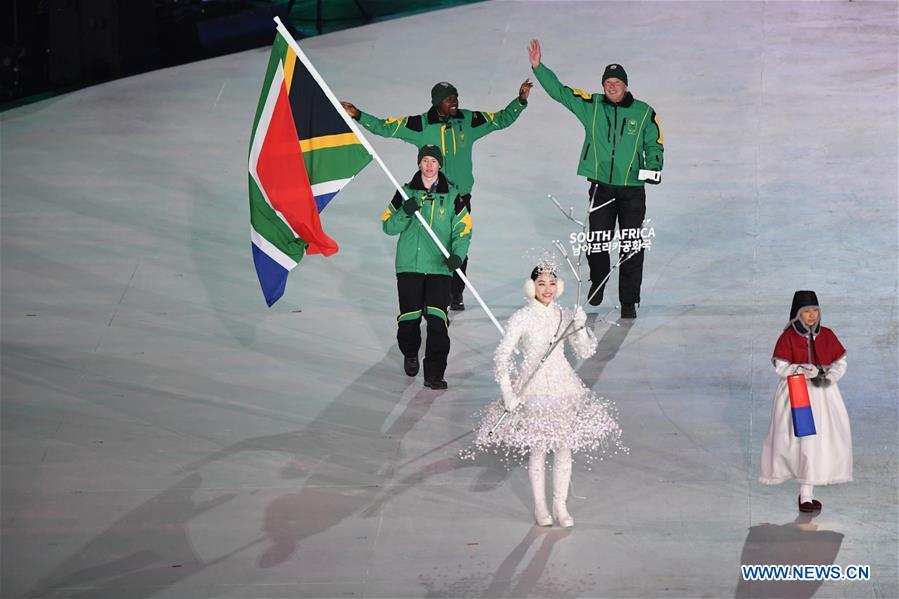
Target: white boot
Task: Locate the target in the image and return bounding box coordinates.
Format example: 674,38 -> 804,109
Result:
528,449 -> 552,526
799,483 -> 814,503
552,448 -> 574,528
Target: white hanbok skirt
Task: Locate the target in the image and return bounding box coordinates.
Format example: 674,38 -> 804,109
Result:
759,375 -> 853,486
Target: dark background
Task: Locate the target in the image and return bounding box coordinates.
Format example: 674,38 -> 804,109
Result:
1,0 -> 484,110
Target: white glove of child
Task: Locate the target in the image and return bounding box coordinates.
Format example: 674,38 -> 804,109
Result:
573,305 -> 587,328
795,364 -> 818,378
502,388 -> 521,412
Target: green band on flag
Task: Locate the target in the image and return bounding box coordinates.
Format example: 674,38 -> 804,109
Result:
302,144 -> 373,186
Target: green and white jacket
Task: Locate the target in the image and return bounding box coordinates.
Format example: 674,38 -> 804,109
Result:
358,98 -> 527,195
533,62 -> 664,187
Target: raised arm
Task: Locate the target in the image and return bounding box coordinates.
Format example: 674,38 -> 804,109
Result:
341,100 -> 426,144
528,39 -> 593,122
466,80 -> 531,143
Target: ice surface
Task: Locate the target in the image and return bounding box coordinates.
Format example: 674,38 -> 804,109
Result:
2,1 -> 896,597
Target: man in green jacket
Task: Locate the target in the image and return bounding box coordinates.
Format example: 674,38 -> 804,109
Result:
382,145 -> 471,389
343,78 -> 529,311
528,39 -> 664,319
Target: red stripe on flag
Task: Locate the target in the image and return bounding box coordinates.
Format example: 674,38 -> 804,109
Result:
787,374 -> 811,409
256,79 -> 338,256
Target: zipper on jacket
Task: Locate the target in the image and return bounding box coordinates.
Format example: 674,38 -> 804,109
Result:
440,122 -> 457,156
608,106 -> 618,182
582,143 -> 591,161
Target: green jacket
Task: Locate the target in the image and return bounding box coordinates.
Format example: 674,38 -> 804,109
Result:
533,62 -> 664,187
382,172 -> 472,276
358,98 -> 527,195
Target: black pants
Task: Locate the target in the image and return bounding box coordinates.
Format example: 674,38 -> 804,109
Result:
450,193 -> 472,296
397,272 -> 452,379
586,181 -> 647,304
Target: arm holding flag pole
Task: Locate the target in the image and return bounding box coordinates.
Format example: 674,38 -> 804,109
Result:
273,17 -> 505,336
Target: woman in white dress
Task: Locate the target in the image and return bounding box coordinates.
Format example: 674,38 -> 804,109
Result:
759,290 -> 852,513
472,263 -> 624,527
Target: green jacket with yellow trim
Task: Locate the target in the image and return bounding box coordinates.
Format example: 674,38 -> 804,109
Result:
382,171 -> 472,276
357,98 -> 527,195
533,62 -> 664,187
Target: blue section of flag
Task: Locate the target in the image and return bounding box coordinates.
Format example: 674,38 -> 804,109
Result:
252,243 -> 289,307
791,406 -> 816,437
314,191 -> 339,212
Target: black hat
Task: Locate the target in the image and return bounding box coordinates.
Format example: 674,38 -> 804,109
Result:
602,64 -> 628,85
789,290 -> 819,320
431,81 -> 458,106
417,144 -> 443,166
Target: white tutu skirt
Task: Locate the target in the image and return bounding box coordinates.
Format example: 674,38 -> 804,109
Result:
470,391 -> 625,463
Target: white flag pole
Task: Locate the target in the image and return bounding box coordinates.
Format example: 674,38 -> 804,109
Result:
273,17 -> 504,335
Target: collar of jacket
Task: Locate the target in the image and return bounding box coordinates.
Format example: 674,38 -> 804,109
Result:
790,318 -> 821,338
427,106 -> 463,125
528,298 -> 558,311
602,92 -> 635,108
408,170 -> 450,193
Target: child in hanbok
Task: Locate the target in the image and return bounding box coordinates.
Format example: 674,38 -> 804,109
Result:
473,263 -> 623,527
760,290 -> 852,512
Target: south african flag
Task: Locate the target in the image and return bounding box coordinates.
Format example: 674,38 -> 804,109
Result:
248,20 -> 372,306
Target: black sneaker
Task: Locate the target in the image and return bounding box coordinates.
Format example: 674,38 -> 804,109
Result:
449,293 -> 465,311
587,282 -> 604,306
620,303 -> 637,319
423,376 -> 448,389
403,356 -> 419,377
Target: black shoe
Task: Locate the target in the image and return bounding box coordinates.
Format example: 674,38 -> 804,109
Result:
403,356 -> 419,377
798,495 -> 822,513
620,303 -> 637,319
423,376 -> 448,389
587,283 -> 603,306
449,293 -> 465,311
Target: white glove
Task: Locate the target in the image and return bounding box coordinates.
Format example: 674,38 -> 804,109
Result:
572,306 -> 587,328
794,364 -> 818,378
638,169 -> 661,184
502,388 -> 521,411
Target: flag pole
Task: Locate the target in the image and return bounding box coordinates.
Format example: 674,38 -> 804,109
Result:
273,17 -> 505,335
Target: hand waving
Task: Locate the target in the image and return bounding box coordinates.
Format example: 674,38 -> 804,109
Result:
527,39 -> 542,68
518,78 -> 533,102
